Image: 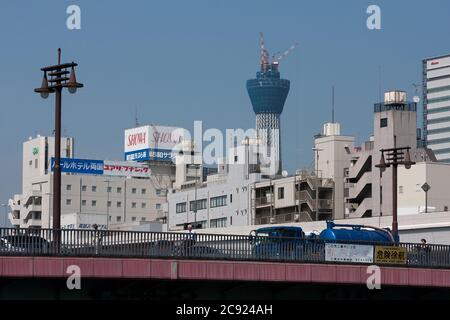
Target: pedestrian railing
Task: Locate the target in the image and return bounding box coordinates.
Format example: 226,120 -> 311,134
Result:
0,228 -> 449,269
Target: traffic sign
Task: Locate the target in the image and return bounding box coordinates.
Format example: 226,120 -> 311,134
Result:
421,182 -> 431,192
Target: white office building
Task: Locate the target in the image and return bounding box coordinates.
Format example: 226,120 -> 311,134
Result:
8,135 -> 171,229
423,54 -> 450,163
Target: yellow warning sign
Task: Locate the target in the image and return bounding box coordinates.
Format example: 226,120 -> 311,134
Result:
375,246 -> 407,264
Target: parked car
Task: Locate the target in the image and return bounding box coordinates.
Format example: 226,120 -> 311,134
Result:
0,234 -> 51,254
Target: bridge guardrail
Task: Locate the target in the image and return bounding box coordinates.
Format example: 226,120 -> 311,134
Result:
0,228 -> 449,269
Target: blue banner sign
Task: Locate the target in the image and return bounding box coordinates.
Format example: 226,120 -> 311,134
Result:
124,148 -> 173,162
51,157 -> 104,175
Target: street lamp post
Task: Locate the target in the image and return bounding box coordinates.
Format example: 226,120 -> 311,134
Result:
104,180 -> 111,230
375,146 -> 415,239
34,48 -> 83,231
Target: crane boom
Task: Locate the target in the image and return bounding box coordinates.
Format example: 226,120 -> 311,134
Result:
273,42 -> 299,63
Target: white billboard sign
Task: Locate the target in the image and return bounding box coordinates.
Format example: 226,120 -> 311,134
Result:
103,161 -> 151,178
124,125 -> 188,161
325,243 -> 374,264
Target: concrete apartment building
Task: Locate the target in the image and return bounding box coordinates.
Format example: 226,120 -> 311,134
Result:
8,135 -> 171,229
346,91 -> 450,218
423,54 -> 450,162
167,136 -> 338,230
167,140 -> 262,230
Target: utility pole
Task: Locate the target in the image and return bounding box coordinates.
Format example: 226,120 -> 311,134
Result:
376,147 -> 415,239
34,48 -> 83,232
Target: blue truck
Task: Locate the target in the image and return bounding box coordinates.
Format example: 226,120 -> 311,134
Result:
249,220 -> 396,260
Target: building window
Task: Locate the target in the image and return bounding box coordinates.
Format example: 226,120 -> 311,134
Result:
92,186 -> 97,192
29,160 -> 32,166
230,194 -> 233,203
230,216 -> 233,225
82,200 -> 86,206
82,185 -> 87,192
141,217 -> 146,221
210,195 -> 227,208
399,186 -> 404,194
234,156 -> 238,163
190,199 -> 207,211
66,199 -> 72,205
380,118 -> 388,128
132,188 -> 137,194
107,201 -> 111,208
210,217 -> 227,228
155,203 -> 160,210
445,206 -> 448,212
66,185 -> 72,191
117,187 -> 122,194
117,201 -> 122,208
35,159 -> 38,168
278,187 -> 284,199
92,200 -> 97,207
176,202 -> 187,213
156,189 -> 161,195
141,189 -> 146,195
142,202 -> 147,209
132,202 -> 137,208
132,217 -> 136,222
116,216 -> 122,222
107,186 -> 112,193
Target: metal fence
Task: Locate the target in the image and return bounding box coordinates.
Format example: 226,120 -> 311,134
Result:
1,228 -> 450,269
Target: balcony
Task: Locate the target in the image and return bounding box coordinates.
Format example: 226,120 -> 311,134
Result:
255,195 -> 273,207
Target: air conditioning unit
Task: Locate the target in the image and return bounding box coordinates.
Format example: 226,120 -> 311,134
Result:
269,217 -> 275,224
294,213 -> 300,222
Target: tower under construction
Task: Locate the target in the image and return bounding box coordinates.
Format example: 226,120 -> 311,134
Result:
246,33 -> 297,175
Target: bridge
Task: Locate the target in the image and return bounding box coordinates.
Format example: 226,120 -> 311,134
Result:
1,228 -> 450,299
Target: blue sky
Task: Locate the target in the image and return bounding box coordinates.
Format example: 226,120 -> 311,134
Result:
1,0 -> 450,207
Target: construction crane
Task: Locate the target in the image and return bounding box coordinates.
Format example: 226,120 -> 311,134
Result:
259,32 -> 270,68
272,42 -> 299,64
259,32 -> 298,69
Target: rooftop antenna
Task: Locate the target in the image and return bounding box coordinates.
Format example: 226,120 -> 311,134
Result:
378,65 -> 382,102
412,83 -> 421,103
135,106 -> 139,127
332,86 -> 335,123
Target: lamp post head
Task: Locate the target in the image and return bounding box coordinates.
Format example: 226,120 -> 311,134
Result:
403,148 -> 415,169
34,72 -> 54,99
375,152 -> 389,171
66,65 -> 83,94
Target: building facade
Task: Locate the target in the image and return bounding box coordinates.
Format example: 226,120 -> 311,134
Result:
423,54 -> 450,162
8,135 -> 171,229
314,122 -> 355,220
345,91 -> 441,218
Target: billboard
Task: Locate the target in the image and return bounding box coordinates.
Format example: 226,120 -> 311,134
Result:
103,160 -> 151,177
51,158 -> 150,178
374,246 -> 407,265
124,125 -> 187,162
325,243 -> 374,264
51,158 -> 104,175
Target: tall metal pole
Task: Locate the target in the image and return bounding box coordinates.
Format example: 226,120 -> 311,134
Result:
315,149 -> 319,221
194,165 -> 198,226
53,86 -> 62,230
392,163 -> 398,237
106,180 -> 110,230
53,49 -> 62,231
